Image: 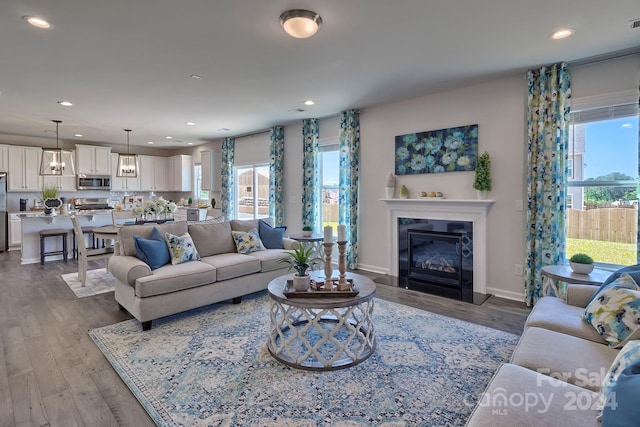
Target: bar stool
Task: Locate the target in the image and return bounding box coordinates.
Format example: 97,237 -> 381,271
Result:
72,226 -> 96,259
39,229 -> 69,265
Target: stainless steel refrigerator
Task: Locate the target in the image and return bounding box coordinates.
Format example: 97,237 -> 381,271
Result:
0,173 -> 6,251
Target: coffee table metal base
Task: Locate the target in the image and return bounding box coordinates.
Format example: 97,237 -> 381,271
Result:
267,299 -> 375,371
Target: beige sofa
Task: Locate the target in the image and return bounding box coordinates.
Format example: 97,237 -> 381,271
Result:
466,284 -> 624,427
108,218 -> 297,330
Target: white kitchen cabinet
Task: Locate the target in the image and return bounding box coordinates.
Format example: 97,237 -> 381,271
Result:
171,155 -> 192,191
139,155 -> 169,191
76,145 -> 111,175
7,146 -> 42,191
200,150 -> 221,192
8,214 -> 21,249
0,145 -> 8,172
110,153 -> 140,192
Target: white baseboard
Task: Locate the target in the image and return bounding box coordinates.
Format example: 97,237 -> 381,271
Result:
355,263 -> 388,275
487,287 -> 524,302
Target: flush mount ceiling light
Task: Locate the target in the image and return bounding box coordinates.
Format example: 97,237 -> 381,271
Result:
551,28 -> 575,40
279,9 -> 322,39
40,120 -> 75,176
304,100 -> 315,106
117,129 -> 138,177
23,15 -> 52,29
186,121 -> 195,126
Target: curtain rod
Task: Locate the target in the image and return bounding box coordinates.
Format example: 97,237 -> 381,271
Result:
569,46 -> 640,67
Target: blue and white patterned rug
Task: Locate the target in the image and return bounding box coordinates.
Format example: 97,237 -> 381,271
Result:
89,292 -> 519,426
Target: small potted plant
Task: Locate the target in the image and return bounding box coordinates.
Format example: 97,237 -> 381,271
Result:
302,225 -> 313,237
279,245 -> 322,291
569,253 -> 594,275
473,151 -> 492,199
41,185 -> 61,214
211,197 -> 216,209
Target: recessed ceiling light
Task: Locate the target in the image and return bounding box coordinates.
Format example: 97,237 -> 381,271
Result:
74,134 -> 83,137
304,100 -> 315,106
186,121 -> 195,126
279,9 -> 322,38
147,141 -> 154,145
550,28 -> 574,40
187,142 -> 194,145
57,100 -> 73,106
23,16 -> 52,29
190,74 -> 203,80
165,136 -> 172,139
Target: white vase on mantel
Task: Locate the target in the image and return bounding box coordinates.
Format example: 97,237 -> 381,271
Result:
385,172 -> 396,199
385,187 -> 394,198
476,190 -> 488,200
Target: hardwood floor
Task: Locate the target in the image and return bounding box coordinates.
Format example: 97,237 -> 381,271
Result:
0,250 -> 530,426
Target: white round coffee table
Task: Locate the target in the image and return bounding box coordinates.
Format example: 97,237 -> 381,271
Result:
267,271 -> 376,371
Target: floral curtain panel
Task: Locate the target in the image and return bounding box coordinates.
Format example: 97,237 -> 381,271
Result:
220,137 -> 235,220
525,62 -> 572,306
269,126 -> 285,226
301,119 -> 319,230
339,110 -> 360,269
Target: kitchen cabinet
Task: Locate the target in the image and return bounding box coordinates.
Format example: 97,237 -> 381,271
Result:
0,145 -> 8,172
200,150 -> 221,192
8,146 -> 42,191
110,153 -> 140,192
76,145 -> 111,175
139,155 -> 168,191
170,155 -> 192,192
8,214 -> 21,249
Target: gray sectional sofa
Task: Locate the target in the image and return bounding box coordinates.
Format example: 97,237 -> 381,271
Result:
108,218 -> 297,330
466,283 -> 633,427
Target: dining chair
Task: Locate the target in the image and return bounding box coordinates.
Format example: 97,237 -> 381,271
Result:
71,216 -> 114,287
206,208 -> 224,221
112,209 -> 136,226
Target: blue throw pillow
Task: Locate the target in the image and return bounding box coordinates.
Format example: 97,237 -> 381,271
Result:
258,219 -> 287,249
587,264 -> 640,305
133,227 -> 170,270
602,359 -> 640,426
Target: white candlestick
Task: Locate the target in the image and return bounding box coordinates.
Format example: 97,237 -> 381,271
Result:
338,224 -> 346,242
324,225 -> 333,243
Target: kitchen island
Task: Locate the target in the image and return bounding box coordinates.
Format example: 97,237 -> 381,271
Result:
19,211 -> 114,265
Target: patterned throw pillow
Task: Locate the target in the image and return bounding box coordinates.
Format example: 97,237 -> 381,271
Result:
165,232 -> 201,265
231,228 -> 266,254
584,273 -> 640,347
597,340 -> 640,419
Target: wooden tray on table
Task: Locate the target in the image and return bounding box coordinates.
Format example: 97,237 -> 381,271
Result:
284,278 -> 359,298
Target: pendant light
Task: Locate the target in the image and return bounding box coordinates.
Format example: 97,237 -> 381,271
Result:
116,129 -> 138,177
40,120 -> 76,176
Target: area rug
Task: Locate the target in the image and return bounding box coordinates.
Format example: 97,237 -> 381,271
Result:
89,292 -> 519,426
61,268 -> 115,298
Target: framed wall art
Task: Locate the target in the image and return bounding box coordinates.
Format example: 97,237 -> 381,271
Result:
395,124 -> 478,175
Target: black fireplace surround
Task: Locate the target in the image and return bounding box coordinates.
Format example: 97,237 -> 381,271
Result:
398,218 -> 479,303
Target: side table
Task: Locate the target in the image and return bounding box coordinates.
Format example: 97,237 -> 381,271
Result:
541,265 -> 610,300
289,233 -> 325,268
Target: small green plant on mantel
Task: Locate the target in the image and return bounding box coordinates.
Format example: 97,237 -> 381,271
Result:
41,184 -> 59,201
569,253 -> 593,265
279,245 -> 322,277
473,151 -> 492,192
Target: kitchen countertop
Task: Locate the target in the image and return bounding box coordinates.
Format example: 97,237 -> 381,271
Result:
12,210 -> 113,218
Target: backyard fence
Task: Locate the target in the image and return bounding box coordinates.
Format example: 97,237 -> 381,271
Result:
567,207 -> 638,244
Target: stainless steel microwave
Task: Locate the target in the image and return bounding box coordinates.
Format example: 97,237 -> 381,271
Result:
77,175 -> 111,190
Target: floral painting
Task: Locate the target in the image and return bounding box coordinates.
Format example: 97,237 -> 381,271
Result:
395,124 -> 478,175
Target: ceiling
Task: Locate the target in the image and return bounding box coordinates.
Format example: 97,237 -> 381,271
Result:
0,1 -> 638,149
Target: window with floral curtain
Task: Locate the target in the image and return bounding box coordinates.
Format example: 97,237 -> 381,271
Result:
220,137 -> 235,220
302,119 -> 319,230
524,63 -> 571,306
338,110 -> 360,269
269,126 -> 285,226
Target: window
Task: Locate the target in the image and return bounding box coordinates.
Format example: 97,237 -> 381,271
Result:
566,102 -> 639,267
235,164 -> 269,219
193,164 -> 209,203
317,140 -> 339,232
567,158 -> 574,179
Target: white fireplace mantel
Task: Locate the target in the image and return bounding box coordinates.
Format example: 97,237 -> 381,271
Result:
382,198 -> 495,295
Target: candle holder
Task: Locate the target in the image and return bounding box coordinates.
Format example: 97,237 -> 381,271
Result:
323,242 -> 334,287
337,241 -> 350,290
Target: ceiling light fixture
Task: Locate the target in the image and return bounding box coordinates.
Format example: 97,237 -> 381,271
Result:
116,129 -> 138,177
40,120 -> 75,176
190,74 -> 203,80
550,28 -> 575,40
23,16 -> 52,29
57,100 -> 73,106
187,142 -> 194,145
186,121 -> 195,126
279,9 -> 322,39
147,141 -> 154,145
165,136 -> 172,139
304,100 -> 315,106
74,134 -> 83,137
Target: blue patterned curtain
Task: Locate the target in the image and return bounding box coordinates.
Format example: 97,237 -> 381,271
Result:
269,126 -> 285,226
220,137 -> 235,220
301,119 -> 319,230
525,63 -> 571,306
339,110 -> 360,269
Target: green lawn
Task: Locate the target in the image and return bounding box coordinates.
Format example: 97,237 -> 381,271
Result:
567,238 -> 636,265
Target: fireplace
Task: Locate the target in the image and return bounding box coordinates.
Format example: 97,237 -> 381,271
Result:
382,198 -> 493,304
